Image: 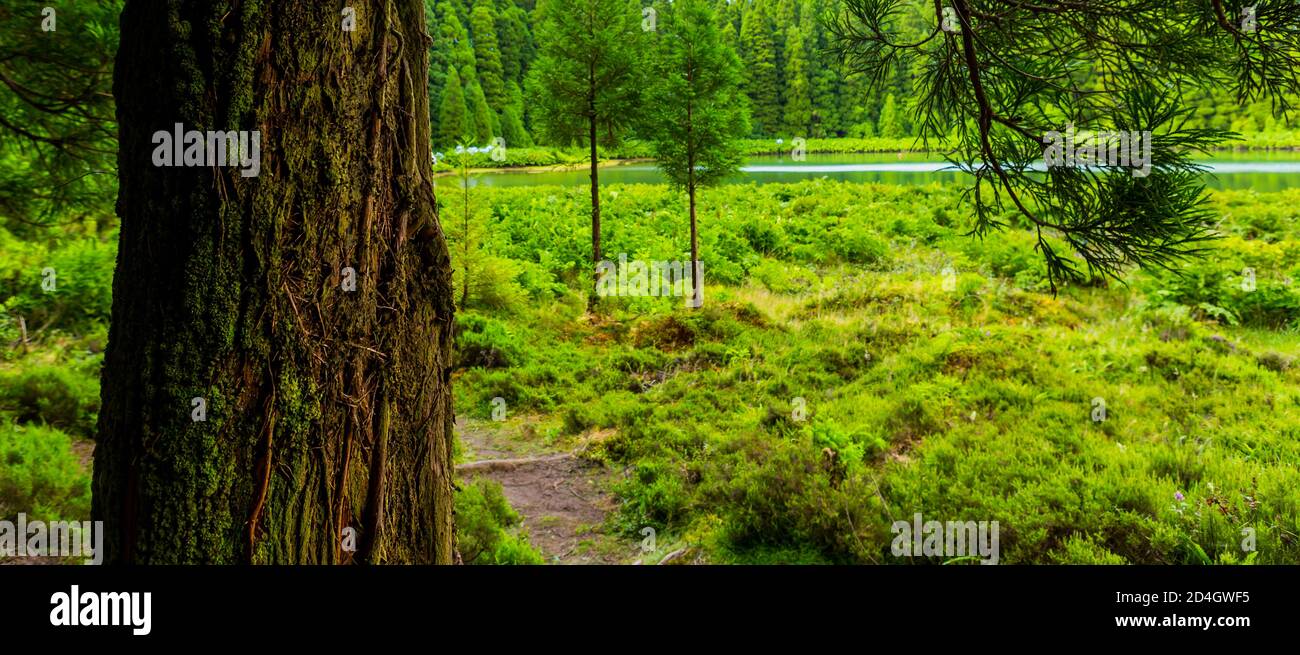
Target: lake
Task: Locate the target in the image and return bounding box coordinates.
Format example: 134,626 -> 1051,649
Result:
454,150 -> 1300,192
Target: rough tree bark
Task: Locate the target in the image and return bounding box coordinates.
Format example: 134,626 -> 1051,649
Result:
94,0 -> 456,564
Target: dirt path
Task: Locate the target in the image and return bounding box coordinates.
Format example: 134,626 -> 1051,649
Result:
6,421 -> 629,565
455,417 -> 630,564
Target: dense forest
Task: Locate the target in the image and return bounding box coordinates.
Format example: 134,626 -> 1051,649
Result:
425,0 -> 1298,150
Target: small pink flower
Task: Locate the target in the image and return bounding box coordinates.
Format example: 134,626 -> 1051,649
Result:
1175,491 -> 1185,502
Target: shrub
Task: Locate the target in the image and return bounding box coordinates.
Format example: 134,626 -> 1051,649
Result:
830,229 -> 887,266
701,435 -> 887,562
454,477 -> 544,565
0,419 -> 91,522
0,231 -> 116,336
612,459 -> 691,536
0,363 -> 100,437
454,312 -> 526,369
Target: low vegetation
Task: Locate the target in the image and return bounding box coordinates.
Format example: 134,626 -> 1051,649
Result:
447,181 -> 1300,564
5,180 -> 1299,563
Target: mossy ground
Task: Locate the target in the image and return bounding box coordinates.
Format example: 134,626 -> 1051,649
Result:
450,180 -> 1300,564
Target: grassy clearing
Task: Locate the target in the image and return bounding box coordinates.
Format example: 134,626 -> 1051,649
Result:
3,180 -> 1298,563
449,181 -> 1300,564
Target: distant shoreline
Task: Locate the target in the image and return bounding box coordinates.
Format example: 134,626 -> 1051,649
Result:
435,143 -> 1300,178
433,157 -> 655,179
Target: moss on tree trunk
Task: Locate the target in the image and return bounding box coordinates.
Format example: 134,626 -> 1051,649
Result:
94,0 -> 456,564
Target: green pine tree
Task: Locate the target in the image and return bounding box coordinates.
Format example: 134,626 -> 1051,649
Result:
527,0 -> 645,311
878,92 -> 904,138
840,71 -> 876,137
499,81 -> 534,148
716,0 -> 742,54
437,65 -> 471,148
740,1 -> 781,136
470,0 -> 505,107
463,65 -> 497,144
427,1 -> 446,123
773,0 -> 798,89
830,0 -> 1287,287
782,24 -> 812,136
643,0 -> 750,309
496,3 -> 534,87
805,0 -> 842,136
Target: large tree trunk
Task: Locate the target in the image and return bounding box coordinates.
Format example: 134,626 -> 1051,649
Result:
94,0 -> 456,564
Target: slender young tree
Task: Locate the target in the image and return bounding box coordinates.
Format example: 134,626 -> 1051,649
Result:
643,0 -> 750,308
97,0 -> 457,563
444,142 -> 489,309
830,0 -> 1300,289
527,0 -> 644,310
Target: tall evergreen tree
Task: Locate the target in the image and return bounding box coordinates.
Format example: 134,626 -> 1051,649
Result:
877,93 -> 904,138
500,80 -> 534,148
463,65 -> 497,143
439,1 -> 478,75
715,0 -> 743,55
644,0 -> 750,309
774,0 -> 799,35
840,70 -> 877,137
773,0 -> 799,91
496,3 -> 534,86
527,0 -> 644,310
739,1 -> 781,136
470,0 -> 506,107
438,65 -> 471,147
782,23 -> 813,136
804,0 -> 842,137
427,1 -> 446,122
430,0 -> 474,136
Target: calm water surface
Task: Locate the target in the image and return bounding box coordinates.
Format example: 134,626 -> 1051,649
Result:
456,150 -> 1300,192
